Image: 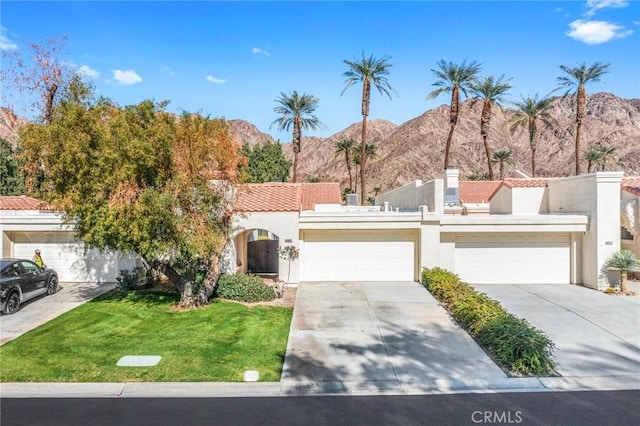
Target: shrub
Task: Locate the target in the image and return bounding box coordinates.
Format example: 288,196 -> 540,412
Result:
421,267 -> 557,376
116,268 -> 147,292
215,273 -> 276,303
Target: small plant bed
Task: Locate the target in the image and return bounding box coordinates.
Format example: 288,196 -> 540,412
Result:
0,291 -> 292,382
421,267 -> 558,377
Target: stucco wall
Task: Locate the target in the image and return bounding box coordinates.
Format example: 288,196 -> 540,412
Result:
233,211 -> 300,283
374,179 -> 444,213
490,187 -> 513,214
512,187 -> 548,214
547,172 -> 623,289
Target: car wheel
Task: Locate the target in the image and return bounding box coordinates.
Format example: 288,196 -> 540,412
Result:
47,275 -> 58,295
3,291 -> 20,314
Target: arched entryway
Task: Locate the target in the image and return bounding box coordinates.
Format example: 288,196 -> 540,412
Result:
234,229 -> 279,278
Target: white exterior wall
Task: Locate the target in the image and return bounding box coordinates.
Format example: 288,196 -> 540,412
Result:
512,187 -> 548,214
374,179 -> 444,213
490,187 -> 513,214
547,172 -> 623,289
233,211 -> 300,283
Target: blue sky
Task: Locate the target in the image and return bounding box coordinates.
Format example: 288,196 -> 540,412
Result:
1,1 -> 639,142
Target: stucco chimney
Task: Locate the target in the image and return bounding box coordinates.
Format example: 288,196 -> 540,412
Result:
443,167 -> 460,205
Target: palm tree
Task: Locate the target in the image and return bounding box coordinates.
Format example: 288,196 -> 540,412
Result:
504,94 -> 555,177
372,186 -> 382,197
352,142 -> 379,193
342,53 -> 395,205
491,149 -> 515,180
557,62 -> 610,175
271,91 -> 323,183
605,250 -> 640,294
427,59 -> 482,170
469,75 -> 512,180
335,138 -> 356,192
596,144 -> 616,171
583,146 -> 602,173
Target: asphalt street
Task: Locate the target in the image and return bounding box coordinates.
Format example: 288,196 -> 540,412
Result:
1,390 -> 638,426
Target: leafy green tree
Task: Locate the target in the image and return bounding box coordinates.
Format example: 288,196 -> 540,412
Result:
605,250 -> 640,294
428,59 -> 482,170
335,138 -> 356,192
270,91 -> 323,183
241,141 -> 291,183
469,75 -> 512,180
557,62 -> 610,175
491,149 -> 515,180
18,78 -> 245,308
342,53 -> 395,205
0,138 -> 25,195
504,94 -> 555,177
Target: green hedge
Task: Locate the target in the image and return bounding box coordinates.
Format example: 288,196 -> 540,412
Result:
215,273 -> 276,303
421,267 -> 557,376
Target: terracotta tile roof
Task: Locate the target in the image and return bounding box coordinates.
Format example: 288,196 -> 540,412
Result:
502,178 -> 548,189
458,181 -> 502,203
301,182 -> 342,210
0,195 -> 51,211
622,177 -> 640,196
234,182 -> 341,213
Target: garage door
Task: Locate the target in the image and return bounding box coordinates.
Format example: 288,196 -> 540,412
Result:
455,233 -> 570,284
302,230 -> 416,281
12,232 -> 131,282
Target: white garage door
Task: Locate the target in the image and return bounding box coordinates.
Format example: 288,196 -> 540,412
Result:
303,230 -> 416,281
455,233 -> 570,284
12,232 -> 131,282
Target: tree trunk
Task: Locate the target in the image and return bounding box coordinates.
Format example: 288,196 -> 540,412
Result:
292,118 -> 301,183
481,102 -> 493,180
531,147 -> 536,178
499,162 -> 504,180
621,271 -> 628,294
194,255 -> 221,306
575,86 -> 586,175
346,156 -> 353,192
292,151 -> 298,183
444,123 -> 455,169
360,116 -> 367,205
483,135 -> 493,180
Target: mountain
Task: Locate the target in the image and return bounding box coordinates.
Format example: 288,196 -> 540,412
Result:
2,93 -> 638,194
287,92 -> 640,193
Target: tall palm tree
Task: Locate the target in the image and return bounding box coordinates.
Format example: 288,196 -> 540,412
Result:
427,59 -> 482,170
504,94 -> 555,177
469,75 -> 512,180
583,146 -> 602,173
271,91 -> 323,183
335,138 -> 356,192
491,149 -> 515,180
342,53 -> 394,205
557,62 -> 610,175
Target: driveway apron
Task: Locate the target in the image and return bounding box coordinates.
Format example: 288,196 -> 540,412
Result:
472,284 -> 640,377
281,282 -> 506,390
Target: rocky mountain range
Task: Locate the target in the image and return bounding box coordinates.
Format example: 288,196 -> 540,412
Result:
3,92 -> 639,194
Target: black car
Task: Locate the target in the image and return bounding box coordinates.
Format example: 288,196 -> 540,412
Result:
0,258 -> 58,315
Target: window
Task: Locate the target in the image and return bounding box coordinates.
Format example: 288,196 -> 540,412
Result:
20,261 -> 40,273
621,227 -> 634,241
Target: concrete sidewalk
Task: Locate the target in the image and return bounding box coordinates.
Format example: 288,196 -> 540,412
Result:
280,282 -> 507,393
0,282 -> 116,345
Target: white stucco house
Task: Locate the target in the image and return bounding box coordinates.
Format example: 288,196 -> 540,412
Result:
2,171 -> 636,289
0,196 -> 135,282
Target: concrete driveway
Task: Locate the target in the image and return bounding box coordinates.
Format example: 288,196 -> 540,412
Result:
0,282 -> 115,346
281,282 -> 506,392
472,284 -> 640,378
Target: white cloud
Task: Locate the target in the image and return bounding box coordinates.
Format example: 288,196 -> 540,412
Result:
160,65 -> 176,76
206,75 -> 226,84
586,0 -> 628,16
252,47 -> 270,56
113,69 -> 142,85
566,19 -> 633,44
78,65 -> 100,78
0,26 -> 17,51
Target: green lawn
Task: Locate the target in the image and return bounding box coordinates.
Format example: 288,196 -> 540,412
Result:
0,291 -> 292,382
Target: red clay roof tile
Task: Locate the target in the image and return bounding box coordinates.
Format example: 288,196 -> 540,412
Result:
234,182 -> 341,213
458,181 -> 502,203
622,177 -> 640,196
502,178 -> 548,189
0,196 -> 51,211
